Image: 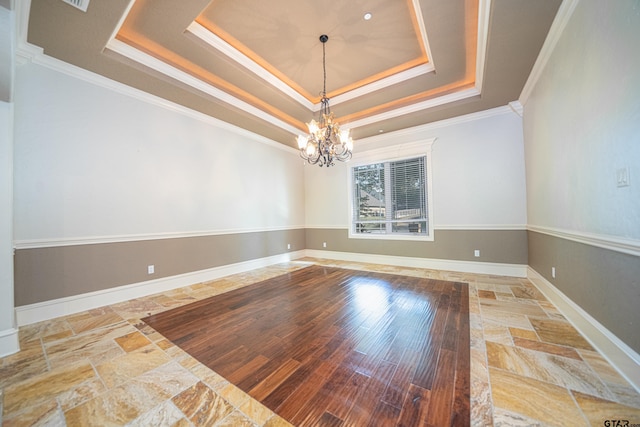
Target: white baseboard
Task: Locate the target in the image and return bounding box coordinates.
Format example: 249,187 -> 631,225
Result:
15,250 -> 306,327
527,267 -> 640,393
14,249 -> 526,327
304,249 -> 528,278
0,327 -> 20,358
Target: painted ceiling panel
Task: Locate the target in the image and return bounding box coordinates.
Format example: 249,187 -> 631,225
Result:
25,0 -> 562,147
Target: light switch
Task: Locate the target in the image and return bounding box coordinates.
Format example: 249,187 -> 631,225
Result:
617,167 -> 630,187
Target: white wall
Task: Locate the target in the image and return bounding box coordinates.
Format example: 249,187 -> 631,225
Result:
13,63 -> 306,245
305,108 -> 528,230
524,0 -> 640,240
0,101 -> 17,356
0,3 -> 18,357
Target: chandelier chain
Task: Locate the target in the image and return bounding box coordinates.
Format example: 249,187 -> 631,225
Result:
322,38 -> 327,98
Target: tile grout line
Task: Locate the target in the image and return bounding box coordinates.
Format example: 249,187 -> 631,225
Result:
567,386 -> 594,426
474,280 -> 496,426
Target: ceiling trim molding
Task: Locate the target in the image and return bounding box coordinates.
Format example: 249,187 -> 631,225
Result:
327,63 -> 435,109
519,0 -> 580,105
14,0 -> 30,47
107,0 -> 136,43
23,0 -> 497,139
187,22 -> 316,111
187,22 -> 435,112
105,34 -> 488,135
105,38 -> 302,136
344,86 -> 481,129
509,100 -> 524,116
412,0 -> 435,70
22,42 -> 298,155
100,0 -> 493,136
13,3 -> 299,156
354,104 -> 517,148
475,0 -> 491,91
15,41 -> 43,66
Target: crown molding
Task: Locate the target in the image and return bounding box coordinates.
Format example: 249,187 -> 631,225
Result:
355,104 -> 517,148
16,0 -> 495,138
509,100 -> 523,116
104,38 -> 302,136
343,0 -> 491,129
15,0 -> 28,41
14,0 -> 298,154
519,0 -> 581,105
107,31 -> 484,135
16,43 -> 298,155
102,0 -> 490,134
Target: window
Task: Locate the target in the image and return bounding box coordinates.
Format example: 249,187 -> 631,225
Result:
348,140 -> 434,241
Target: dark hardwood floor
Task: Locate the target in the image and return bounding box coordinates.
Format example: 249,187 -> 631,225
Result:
143,265 -> 470,426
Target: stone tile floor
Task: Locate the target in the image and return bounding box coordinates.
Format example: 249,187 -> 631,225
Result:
1,258 -> 639,426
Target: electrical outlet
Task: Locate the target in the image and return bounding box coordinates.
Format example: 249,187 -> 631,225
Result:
323,242 -> 327,248
287,243 -> 291,250
552,267 -> 556,278
474,250 -> 480,257
148,265 -> 155,275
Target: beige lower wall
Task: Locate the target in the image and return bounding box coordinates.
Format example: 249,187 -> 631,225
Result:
14,229 -> 306,306
528,230 -> 640,354
15,228 -> 527,307
306,228 -> 528,264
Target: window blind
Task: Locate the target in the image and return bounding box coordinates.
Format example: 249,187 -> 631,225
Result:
352,156 -> 428,235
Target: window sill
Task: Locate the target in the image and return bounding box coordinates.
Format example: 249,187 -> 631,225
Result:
347,232 -> 434,242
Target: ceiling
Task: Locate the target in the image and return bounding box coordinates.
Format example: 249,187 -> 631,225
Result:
25,0 -> 562,149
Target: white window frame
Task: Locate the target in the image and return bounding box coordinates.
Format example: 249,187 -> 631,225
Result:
347,139 -> 435,241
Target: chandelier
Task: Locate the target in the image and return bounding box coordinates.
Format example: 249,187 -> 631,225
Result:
297,34 -> 353,167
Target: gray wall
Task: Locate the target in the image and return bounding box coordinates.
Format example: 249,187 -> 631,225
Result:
528,231 -> 640,353
522,0 -> 640,354
14,227 -> 529,307
306,228 -> 528,265
14,229 -> 306,306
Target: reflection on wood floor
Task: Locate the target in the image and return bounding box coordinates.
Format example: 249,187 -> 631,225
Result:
143,265 -> 470,426
2,258 -> 639,426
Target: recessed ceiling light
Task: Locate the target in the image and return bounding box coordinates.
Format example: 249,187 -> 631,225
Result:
364,12 -> 372,21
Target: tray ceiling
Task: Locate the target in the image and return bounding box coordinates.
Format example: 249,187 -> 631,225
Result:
26,0 -> 562,148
